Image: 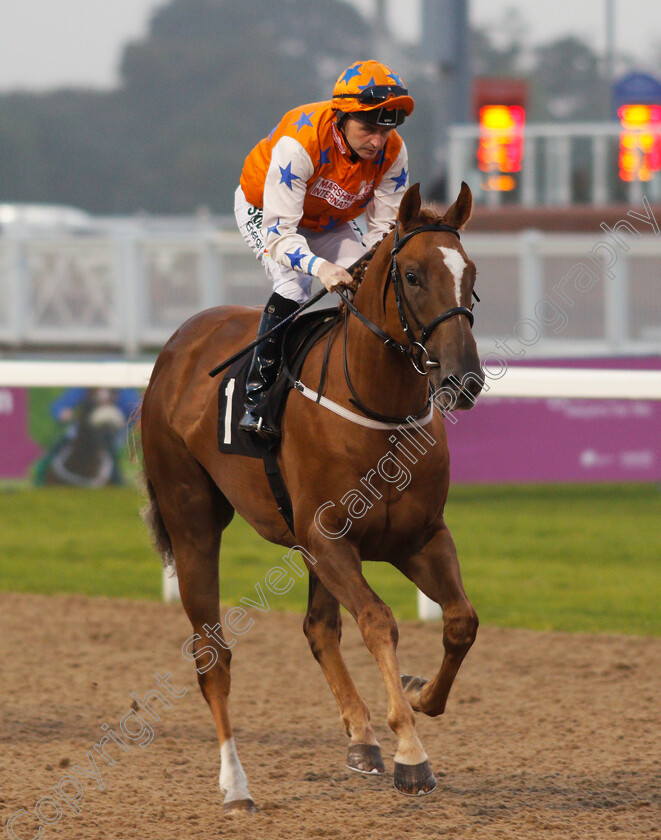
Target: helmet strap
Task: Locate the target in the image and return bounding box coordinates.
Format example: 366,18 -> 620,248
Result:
335,113 -> 361,163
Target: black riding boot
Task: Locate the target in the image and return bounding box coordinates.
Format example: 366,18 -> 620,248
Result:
238,292 -> 299,438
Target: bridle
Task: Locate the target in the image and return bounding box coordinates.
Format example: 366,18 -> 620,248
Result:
339,222 -> 477,375
333,221 -> 479,423
390,223 -> 477,372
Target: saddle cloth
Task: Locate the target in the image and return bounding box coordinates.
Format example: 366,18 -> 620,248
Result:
216,307 -> 339,459
215,307 -> 339,535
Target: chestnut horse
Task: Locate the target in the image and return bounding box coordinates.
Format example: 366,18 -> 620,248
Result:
140,183 -> 482,811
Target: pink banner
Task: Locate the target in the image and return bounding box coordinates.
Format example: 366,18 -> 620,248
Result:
1,361 -> 658,485
0,389 -> 42,479
447,357 -> 660,483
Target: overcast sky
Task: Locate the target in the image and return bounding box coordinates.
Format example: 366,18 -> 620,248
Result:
0,0 -> 659,92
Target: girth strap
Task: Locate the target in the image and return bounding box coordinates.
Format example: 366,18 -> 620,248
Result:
262,449 -> 295,535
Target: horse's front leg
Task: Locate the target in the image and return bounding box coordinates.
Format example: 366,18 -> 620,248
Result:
303,574 -> 385,774
394,523 -> 479,717
307,532 -> 436,796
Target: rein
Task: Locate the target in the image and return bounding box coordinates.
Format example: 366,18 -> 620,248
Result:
333,221 -> 479,424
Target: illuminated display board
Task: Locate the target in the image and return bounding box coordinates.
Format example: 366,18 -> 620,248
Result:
618,103 -> 661,182
477,104 -> 526,192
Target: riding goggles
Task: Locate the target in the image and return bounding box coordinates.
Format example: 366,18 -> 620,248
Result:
334,84 -> 409,105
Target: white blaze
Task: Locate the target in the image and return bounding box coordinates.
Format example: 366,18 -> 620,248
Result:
439,246 -> 466,307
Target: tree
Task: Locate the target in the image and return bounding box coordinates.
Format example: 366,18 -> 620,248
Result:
529,36 -> 608,121
0,3 -> 613,214
0,0 -> 372,213
471,6 -> 527,79
103,0 -> 375,211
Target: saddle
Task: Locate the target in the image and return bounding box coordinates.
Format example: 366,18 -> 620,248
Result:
216,307 -> 339,531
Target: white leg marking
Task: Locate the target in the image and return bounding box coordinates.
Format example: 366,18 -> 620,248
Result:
219,737 -> 253,804
439,246 -> 467,307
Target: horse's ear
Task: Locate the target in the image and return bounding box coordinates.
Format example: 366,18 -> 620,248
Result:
397,183 -> 422,230
443,181 -> 473,231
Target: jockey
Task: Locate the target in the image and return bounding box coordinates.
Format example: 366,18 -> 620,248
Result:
235,59 -> 415,437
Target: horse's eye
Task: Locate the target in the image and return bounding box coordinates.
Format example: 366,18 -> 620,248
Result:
405,272 -> 418,287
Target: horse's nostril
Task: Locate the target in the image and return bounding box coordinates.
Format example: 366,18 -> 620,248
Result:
467,374 -> 485,396
445,373 -> 484,397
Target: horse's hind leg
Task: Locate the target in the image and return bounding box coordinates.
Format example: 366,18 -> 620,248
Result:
394,523 -> 479,718
143,441 -> 256,814
304,575 -> 385,774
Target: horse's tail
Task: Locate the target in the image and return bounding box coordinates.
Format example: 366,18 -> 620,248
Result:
141,474 -> 175,570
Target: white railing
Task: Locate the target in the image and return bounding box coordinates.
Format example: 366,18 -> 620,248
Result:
464,229 -> 661,358
448,121 -> 661,207
1,226 -> 660,359
1,360 -> 660,399
0,360 -> 155,388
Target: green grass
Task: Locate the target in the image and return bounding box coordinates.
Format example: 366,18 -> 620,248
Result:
28,387 -> 69,449
0,483 -> 659,636
445,483 -> 660,636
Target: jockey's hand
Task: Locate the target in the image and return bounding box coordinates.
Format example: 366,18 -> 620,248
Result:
317,261 -> 354,294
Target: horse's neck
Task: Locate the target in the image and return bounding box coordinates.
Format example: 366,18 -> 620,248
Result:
338,254 -> 429,419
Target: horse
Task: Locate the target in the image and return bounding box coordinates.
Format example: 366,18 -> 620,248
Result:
42,389 -> 127,487
140,182 -> 483,812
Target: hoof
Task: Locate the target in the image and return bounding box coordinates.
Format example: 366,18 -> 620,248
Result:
401,674 -> 429,710
347,743 -> 386,775
394,760 -> 437,796
223,798 -> 258,815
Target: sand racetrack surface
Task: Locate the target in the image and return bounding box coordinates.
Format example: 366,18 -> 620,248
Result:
1,592 -> 659,840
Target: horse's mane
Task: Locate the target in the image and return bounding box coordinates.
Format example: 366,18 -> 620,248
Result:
347,204 -> 446,296
348,229 -> 391,290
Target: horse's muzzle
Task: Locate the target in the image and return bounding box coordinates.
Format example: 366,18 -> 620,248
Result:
431,369 -> 484,412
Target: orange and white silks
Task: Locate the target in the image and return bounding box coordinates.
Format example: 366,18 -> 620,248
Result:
238,100 -> 409,280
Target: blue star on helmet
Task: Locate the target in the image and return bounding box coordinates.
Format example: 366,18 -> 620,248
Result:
339,64 -> 362,85
292,110 -> 314,133
358,77 -> 377,92
321,216 -> 339,230
286,247 -> 306,270
387,71 -> 404,86
317,147 -> 331,167
279,162 -> 300,190
266,218 -> 281,237
267,124 -> 278,140
391,167 -> 408,191
372,149 -> 386,167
